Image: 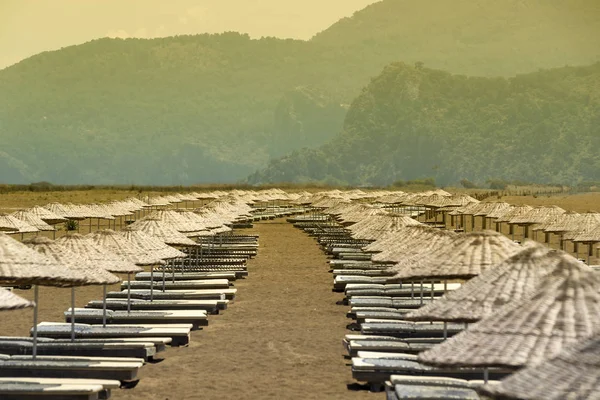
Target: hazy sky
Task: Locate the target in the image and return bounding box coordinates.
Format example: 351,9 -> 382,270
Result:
0,0 -> 379,69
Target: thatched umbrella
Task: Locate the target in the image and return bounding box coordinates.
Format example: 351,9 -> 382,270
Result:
508,205 -> 565,241
23,236 -> 120,340
11,211 -> 55,233
87,229 -> 166,311
390,230 -> 521,281
0,287 -> 35,310
56,234 -> 141,324
26,206 -> 67,225
370,227 -> 456,264
126,218 -> 197,247
0,233 -> 89,358
403,243 -> 562,323
418,256 -> 600,373
0,214 -> 39,238
473,202 -> 512,230
542,210 -> 582,250
494,205 -> 532,237
573,224 -> 600,264
479,332 -> 600,400
561,212 -> 600,257
348,214 -> 421,241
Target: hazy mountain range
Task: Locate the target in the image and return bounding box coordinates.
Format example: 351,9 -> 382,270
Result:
1,0 -> 599,185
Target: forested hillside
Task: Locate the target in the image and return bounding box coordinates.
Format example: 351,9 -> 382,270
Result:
248,62 -> 600,186
1,0 -> 599,184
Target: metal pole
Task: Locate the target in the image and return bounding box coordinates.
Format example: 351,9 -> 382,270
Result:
150,265 -> 154,302
102,285 -> 107,327
71,287 -> 76,342
127,272 -> 131,314
32,285 -> 39,359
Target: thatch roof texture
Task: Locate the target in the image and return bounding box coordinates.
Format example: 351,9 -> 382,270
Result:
391,230 -> 521,281
56,234 -> 142,273
404,243 -> 563,322
87,229 -> 164,265
11,211 -> 55,231
348,214 -> 421,241
127,218 -> 197,247
371,228 -> 457,264
25,206 -> 67,224
23,236 -> 120,285
479,333 -> 600,400
419,256 -> 600,368
0,214 -> 38,233
508,206 -> 565,225
0,288 -> 35,310
494,205 -> 533,223
120,229 -> 185,260
0,233 -> 90,287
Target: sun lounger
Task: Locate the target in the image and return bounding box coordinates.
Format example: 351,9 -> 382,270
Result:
121,279 -> 231,291
0,381 -> 106,400
0,336 -> 170,354
34,322 -> 192,346
334,276 -> 391,291
65,308 -> 208,329
0,377 -> 119,400
135,271 -> 237,281
107,288 -> 236,300
383,376 -> 499,399
86,298 -> 227,314
349,297 -> 434,309
361,321 -> 463,338
0,339 -> 155,361
0,354 -> 142,381
352,353 -> 508,386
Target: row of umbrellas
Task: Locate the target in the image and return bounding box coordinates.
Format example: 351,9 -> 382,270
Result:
308,191 -> 600,399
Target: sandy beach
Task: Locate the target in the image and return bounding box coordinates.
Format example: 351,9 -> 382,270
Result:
0,219 -> 375,399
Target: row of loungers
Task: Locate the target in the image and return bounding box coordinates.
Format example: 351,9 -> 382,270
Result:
291,211 -> 504,398
0,231 -> 263,400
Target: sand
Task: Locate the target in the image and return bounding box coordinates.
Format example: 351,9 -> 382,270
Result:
0,219 -> 374,399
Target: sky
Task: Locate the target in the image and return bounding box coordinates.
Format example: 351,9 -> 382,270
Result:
0,0 -> 379,69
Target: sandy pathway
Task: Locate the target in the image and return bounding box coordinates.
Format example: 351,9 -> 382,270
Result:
0,219 -> 372,399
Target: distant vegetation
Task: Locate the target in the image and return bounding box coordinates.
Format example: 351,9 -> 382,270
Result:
248,62 -> 600,186
0,0 -> 599,184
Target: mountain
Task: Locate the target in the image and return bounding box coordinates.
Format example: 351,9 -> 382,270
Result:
313,0 -> 600,77
247,62 -> 600,186
1,0 -> 599,184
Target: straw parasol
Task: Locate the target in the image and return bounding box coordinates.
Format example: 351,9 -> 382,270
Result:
23,236 -> 120,340
26,206 -> 67,225
390,230 -> 521,281
348,214 -> 421,241
494,205 -> 532,236
419,255 -> 600,369
508,205 -> 565,240
126,218 -> 197,247
479,332 -> 600,400
403,243 -> 562,323
0,287 -> 35,310
0,214 -> 39,234
573,223 -> 600,264
11,211 -> 55,232
0,233 -> 94,358
56,233 -> 142,321
370,228 -> 456,263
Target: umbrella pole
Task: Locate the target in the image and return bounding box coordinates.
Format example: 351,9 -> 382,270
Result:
419,280 -> 424,306
102,285 -> 107,328
71,287 -> 76,342
32,285 -> 39,359
410,282 -> 414,299
483,368 -> 489,384
150,265 -> 154,302
162,261 -> 166,292
127,272 -> 131,314
443,322 -> 447,340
